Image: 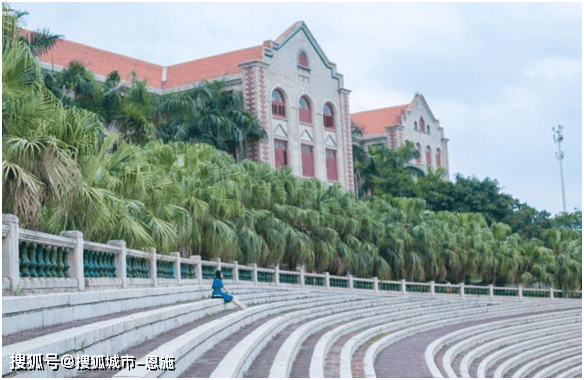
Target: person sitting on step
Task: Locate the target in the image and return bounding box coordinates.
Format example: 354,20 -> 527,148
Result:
212,270 -> 247,310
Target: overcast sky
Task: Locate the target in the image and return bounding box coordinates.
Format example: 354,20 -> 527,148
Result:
15,2 -> 582,216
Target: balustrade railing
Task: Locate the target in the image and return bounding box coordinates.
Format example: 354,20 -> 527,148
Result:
2,214 -> 582,301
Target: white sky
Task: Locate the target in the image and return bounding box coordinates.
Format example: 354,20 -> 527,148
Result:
14,2 -> 583,216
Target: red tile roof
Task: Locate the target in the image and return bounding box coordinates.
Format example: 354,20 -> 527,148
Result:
30,32 -> 164,88
351,104 -> 410,135
26,29 -> 263,90
165,46 -> 263,89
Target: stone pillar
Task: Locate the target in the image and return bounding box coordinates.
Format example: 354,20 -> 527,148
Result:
401,279 -> 406,295
550,287 -> 554,300
2,214 -> 20,292
373,277 -> 379,294
173,252 -> 181,285
252,263 -> 258,284
348,274 -> 353,292
216,258 -> 222,270
489,284 -> 494,298
60,230 -> 84,291
108,240 -> 127,288
460,282 -> 465,298
233,261 -> 239,283
300,266 -> 305,288
150,249 -> 157,287
192,256 -> 202,285
325,272 -> 330,290
518,285 -> 523,299
430,280 -> 435,295
275,264 -> 280,286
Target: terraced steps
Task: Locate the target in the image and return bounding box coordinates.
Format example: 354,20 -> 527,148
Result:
3,283 -> 581,379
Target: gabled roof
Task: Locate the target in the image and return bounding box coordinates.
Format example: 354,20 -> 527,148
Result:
351,103 -> 411,136
28,21 -> 343,91
351,94 -> 438,136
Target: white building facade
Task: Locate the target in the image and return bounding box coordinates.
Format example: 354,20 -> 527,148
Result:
352,94 -> 450,180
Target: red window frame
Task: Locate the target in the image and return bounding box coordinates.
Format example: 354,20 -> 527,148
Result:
301,144 -> 314,177
323,103 -> 335,129
274,139 -> 288,168
419,118 -> 425,133
426,146 -> 432,167
299,96 -> 312,124
436,149 -> 441,167
272,90 -> 286,118
326,149 -> 338,181
299,51 -> 308,67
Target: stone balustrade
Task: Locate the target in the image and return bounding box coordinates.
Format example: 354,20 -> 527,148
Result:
2,214 -> 582,300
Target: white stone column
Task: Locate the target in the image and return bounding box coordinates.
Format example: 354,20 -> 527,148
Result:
430,280 -> 435,295
518,285 -> 523,299
460,282 -> 465,298
252,263 -> 258,284
550,287 -> 554,300
401,279 -> 406,295
348,274 -> 353,292
325,272 -> 330,290
489,284 -> 494,298
173,252 -> 181,286
192,256 -> 202,285
300,266 -> 305,288
150,249 -> 157,287
60,230 -> 84,291
233,261 -> 239,283
373,277 -> 379,294
108,240 -> 127,288
275,264 -> 280,286
2,214 -> 20,292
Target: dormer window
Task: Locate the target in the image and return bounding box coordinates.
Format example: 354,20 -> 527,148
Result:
323,103 -> 335,129
298,51 -> 309,68
299,96 -> 312,124
271,89 -> 286,118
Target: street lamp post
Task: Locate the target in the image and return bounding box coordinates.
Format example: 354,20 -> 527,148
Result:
552,125 -> 567,214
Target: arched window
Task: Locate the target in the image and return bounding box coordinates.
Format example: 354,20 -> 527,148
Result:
419,117 -> 425,133
323,103 -> 335,129
414,121 -> 418,130
427,125 -> 431,134
426,146 -> 432,167
298,51 -> 309,68
416,143 -> 422,164
436,148 -> 442,167
271,89 -> 286,118
299,96 -> 312,124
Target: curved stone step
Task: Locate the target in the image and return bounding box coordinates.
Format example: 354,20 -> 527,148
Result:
423,307 -> 580,377
341,299 -> 493,377
512,345 -> 582,378
533,352 -> 583,378
459,316 -> 582,377
362,304 -> 579,378
112,293 -> 356,378
2,287 -> 315,378
476,329 -> 579,378
210,296 -> 389,378
310,297 -> 478,378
